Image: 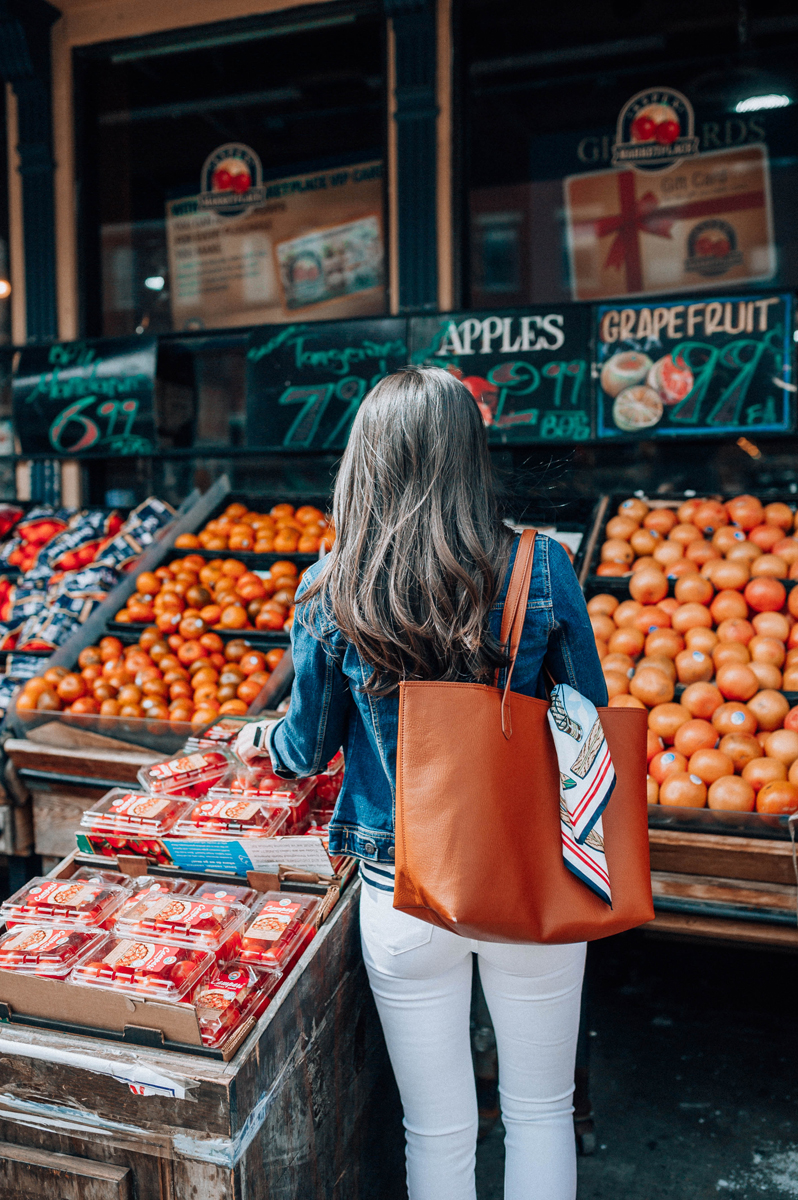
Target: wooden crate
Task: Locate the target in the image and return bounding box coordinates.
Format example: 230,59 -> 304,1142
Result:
0,877 -> 405,1200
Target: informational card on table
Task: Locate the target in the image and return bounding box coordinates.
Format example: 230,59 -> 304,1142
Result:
163,837 -> 336,876
410,306 -> 593,443
595,292 -> 794,438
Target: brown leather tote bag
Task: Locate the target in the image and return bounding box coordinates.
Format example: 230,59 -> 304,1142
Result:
393,529 -> 654,944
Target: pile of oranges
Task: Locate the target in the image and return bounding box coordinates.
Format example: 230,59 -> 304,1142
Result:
113,554 -> 302,635
16,631 -> 285,725
590,551 -> 798,815
597,494 -> 798,581
173,501 -> 334,556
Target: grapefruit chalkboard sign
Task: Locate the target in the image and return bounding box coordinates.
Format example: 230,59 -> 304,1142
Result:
595,293 -> 795,438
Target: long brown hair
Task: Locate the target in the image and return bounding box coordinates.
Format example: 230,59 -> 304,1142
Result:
300,366 -> 513,695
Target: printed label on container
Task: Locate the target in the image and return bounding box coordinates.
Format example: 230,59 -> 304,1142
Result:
194,798 -> 263,823
103,940 -> 178,971
2,927 -> 71,953
247,900 -> 301,941
197,967 -> 257,1008
137,897 -> 225,927
149,753 -> 208,780
110,793 -> 171,818
23,881 -> 103,909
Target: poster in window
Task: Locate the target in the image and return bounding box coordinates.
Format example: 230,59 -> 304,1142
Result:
563,89 -> 775,301
165,147 -> 385,330
565,145 -> 775,301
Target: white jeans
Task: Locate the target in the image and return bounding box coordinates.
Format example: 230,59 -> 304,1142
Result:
359,880 -> 586,1200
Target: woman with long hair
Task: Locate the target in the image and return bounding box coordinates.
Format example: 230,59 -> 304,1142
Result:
237,366 -> 606,1200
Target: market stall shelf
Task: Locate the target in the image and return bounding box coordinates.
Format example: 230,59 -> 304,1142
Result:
0,876 -> 405,1200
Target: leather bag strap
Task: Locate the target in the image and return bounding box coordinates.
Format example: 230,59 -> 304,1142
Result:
496,529 -> 537,739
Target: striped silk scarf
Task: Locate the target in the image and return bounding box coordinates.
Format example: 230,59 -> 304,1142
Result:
546,683 -> 615,906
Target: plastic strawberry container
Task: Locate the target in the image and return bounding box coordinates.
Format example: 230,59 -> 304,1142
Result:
314,751 -> 344,806
192,883 -> 260,909
194,962 -> 282,1047
138,749 -> 236,799
0,924 -> 105,978
238,892 -> 322,971
113,877 -> 197,923
70,935 -> 213,1001
173,795 -> 290,839
79,789 -> 194,862
113,894 -> 249,952
1,876 -> 128,930
220,770 -> 315,831
71,866 -> 131,887
183,716 -> 253,752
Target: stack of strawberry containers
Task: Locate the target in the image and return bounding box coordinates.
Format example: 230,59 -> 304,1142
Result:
0,732 -> 346,1051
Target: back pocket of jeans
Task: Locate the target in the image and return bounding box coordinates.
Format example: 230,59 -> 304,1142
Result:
362,888 -> 434,954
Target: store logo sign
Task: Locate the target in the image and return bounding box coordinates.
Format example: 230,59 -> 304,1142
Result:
685,219 -> 744,278
198,143 -> 264,217
612,88 -> 699,173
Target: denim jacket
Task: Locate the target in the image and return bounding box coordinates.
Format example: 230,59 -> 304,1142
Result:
268,535 -> 608,864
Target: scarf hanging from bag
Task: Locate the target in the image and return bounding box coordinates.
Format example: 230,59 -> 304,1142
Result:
547,683 -> 615,906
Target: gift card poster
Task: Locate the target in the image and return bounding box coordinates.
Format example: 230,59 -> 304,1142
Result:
595,293 -> 794,439
410,307 -> 593,443
166,151 -> 386,330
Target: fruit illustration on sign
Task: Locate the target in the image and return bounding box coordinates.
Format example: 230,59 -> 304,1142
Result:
630,104 -> 680,145
212,158 -> 252,195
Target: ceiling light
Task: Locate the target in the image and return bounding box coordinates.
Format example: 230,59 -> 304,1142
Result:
144,275 -> 165,291
0,280 -> 11,299
735,94 -> 791,112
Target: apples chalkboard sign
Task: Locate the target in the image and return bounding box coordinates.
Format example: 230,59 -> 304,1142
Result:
410,306 -> 593,442
246,318 -> 409,450
13,338 -> 157,456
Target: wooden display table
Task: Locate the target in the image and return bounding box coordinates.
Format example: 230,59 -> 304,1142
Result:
647,826 -> 798,950
4,727 -> 167,871
0,875 -> 404,1200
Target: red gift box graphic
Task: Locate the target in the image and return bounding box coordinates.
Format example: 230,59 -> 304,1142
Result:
586,171 -> 766,293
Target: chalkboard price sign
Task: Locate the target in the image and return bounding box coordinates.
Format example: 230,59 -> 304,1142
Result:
246,319 -> 409,450
595,293 -> 794,438
13,338 -> 157,456
410,306 -> 593,443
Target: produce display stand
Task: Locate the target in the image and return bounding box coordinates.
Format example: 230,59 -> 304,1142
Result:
1,476 -> 300,871
0,865 -> 404,1200
579,490 -> 798,952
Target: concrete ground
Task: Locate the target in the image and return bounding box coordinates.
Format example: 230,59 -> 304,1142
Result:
476,930 -> 798,1199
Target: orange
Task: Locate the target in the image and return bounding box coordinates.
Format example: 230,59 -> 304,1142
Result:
688,748 -> 733,785
707,775 -> 755,811
220,604 -> 249,630
756,780 -> 798,813
219,699 -> 248,715
274,529 -> 299,553
265,648 -> 285,671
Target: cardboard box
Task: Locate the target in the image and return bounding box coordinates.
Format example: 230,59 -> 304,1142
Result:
0,852 -> 344,1060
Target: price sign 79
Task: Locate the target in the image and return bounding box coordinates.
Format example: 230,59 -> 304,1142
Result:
278,374 -> 384,449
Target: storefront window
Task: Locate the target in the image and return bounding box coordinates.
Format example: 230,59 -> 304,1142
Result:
465,0 -> 798,307
76,7 -> 386,337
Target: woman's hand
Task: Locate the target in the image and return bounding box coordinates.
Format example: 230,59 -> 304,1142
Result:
234,719 -> 281,765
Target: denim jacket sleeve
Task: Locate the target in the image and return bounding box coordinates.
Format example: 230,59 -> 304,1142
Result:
544,537 -> 608,708
268,568 -> 351,778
